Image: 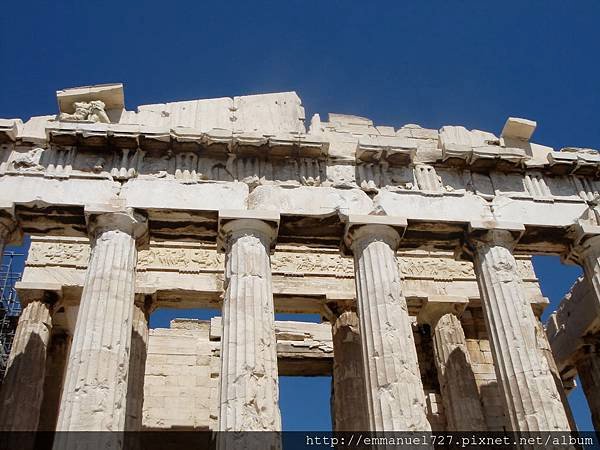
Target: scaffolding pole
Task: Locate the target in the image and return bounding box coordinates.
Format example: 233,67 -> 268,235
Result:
0,251 -> 25,378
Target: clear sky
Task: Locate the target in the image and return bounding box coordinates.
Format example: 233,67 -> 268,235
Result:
2,0 -> 599,431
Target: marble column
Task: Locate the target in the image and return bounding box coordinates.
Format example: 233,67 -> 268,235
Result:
125,294 -> 154,431
533,319 -> 577,432
38,332 -> 72,432
418,298 -> 487,431
570,228 -> 600,323
331,308 -> 368,431
575,342 -> 600,432
54,209 -> 147,441
468,229 -> 571,431
344,219 -> 430,432
0,292 -> 54,431
217,212 -> 281,450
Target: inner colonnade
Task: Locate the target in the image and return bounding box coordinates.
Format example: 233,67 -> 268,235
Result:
0,84 -> 599,446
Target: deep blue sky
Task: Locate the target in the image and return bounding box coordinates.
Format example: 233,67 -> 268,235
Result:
2,0 -> 599,431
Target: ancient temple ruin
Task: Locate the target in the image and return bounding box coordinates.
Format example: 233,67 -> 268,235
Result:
0,83 -> 598,442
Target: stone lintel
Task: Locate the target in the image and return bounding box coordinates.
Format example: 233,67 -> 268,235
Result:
210,317 -> 333,376
57,83 -> 125,114
417,295 -> 468,326
341,214 -> 407,256
501,117 -> 536,142
216,209 -> 279,253
468,220 -> 525,242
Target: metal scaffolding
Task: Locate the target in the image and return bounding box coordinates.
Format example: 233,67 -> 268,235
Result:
0,251 -> 25,378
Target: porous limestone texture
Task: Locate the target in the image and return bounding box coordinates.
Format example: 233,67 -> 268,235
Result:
218,219 -> 282,433
143,321 -> 220,430
348,224 -> 431,432
55,211 -> 147,441
0,298 -> 52,431
470,230 -> 571,432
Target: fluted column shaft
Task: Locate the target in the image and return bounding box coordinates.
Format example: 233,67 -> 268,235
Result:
125,296 -> 152,431
0,297 -> 53,430
349,224 -> 430,432
575,345 -> 600,432
331,309 -> 368,431
38,333 -> 72,432
470,230 -> 571,431
431,312 -> 487,431
55,210 -> 147,439
218,218 -> 281,446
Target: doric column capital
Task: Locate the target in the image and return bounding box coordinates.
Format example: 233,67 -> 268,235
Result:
18,289 -> 59,310
0,204 -> 23,245
564,219 -> 600,265
84,205 -> 149,248
459,222 -> 525,260
134,292 -> 158,319
417,295 -> 468,327
217,209 -> 279,253
341,214 -> 406,256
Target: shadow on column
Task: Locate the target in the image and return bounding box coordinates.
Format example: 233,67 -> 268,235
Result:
0,334 -> 47,450
445,346 -> 487,430
124,323 -> 148,450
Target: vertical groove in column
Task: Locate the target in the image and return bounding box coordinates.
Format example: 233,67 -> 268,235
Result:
125,301 -> 150,431
533,319 -> 577,432
576,348 -> 600,432
0,300 -> 52,430
473,233 -> 571,431
331,310 -> 368,431
432,313 -> 486,431
353,228 -> 431,432
56,230 -> 137,432
218,226 -> 281,433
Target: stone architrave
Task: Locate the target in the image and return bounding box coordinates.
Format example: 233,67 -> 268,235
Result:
0,292 -> 54,431
343,216 -> 431,432
330,308 -> 368,431
468,228 -> 571,431
418,297 -> 487,431
216,211 -> 282,450
54,208 -> 148,447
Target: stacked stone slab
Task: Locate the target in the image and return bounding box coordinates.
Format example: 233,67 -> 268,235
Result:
0,83 -> 598,437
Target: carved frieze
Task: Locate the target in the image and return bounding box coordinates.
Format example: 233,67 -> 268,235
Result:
26,238 -> 538,282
